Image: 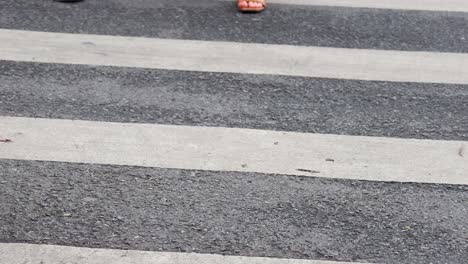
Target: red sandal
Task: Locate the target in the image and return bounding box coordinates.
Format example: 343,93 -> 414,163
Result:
238,0 -> 266,12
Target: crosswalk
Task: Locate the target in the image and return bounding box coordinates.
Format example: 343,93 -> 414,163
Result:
3,29 -> 468,84
252,0 -> 468,12
1,243 -> 358,264
1,116 -> 466,184
0,0 -> 467,264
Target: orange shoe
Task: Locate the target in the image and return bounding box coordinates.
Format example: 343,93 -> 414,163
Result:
237,0 -> 266,12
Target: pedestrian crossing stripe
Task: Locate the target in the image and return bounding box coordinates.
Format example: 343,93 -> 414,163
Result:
2,29 -> 468,85
1,116 -> 466,185
246,0 -> 468,12
0,243 -> 374,264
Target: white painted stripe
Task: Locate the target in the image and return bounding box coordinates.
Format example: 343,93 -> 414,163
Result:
0,116 -> 466,185
0,243 -> 367,264
1,29 -> 468,85
254,0 -> 468,12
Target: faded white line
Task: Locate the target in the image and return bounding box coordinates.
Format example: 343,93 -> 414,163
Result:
0,243 -> 369,264
1,29 -> 468,84
0,116 -> 466,185
250,0 -> 468,12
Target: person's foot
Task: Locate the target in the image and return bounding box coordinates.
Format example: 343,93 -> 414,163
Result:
238,1 -> 263,9
237,0 -> 266,12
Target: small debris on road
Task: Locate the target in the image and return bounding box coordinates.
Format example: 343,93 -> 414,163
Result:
82,41 -> 96,46
403,225 -> 412,231
0,138 -> 12,143
297,169 -> 320,174
459,145 -> 465,157
326,158 -> 335,162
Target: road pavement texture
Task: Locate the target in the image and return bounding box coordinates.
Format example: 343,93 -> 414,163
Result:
0,0 -> 467,264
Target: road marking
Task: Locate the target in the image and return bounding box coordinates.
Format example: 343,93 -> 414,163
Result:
0,243 -> 369,264
1,116 -> 466,185
1,29 -> 468,85
253,0 -> 468,12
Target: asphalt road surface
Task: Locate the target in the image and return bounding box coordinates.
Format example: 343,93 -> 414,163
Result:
0,0 -> 467,264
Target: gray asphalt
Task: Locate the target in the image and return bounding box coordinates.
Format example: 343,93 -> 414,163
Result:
1,61 -> 468,141
1,159 -> 467,264
1,1 -> 468,264
1,0 -> 468,52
